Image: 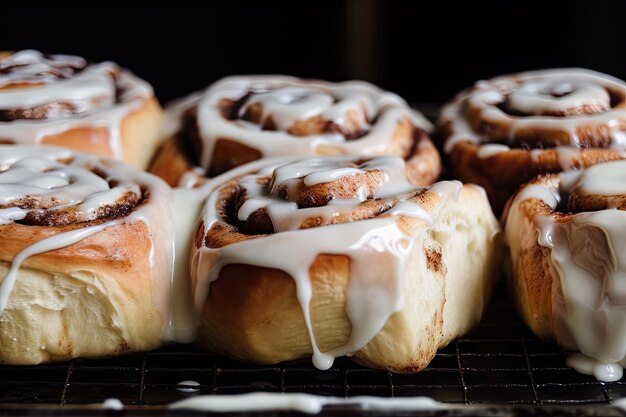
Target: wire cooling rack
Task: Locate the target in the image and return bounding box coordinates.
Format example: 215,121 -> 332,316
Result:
1,284 -> 626,416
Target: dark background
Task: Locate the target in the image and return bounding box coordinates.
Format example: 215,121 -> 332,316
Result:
2,1 -> 625,105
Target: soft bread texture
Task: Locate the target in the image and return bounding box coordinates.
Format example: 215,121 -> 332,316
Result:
504,177 -> 560,342
0,222 -> 162,365
194,184 -> 501,372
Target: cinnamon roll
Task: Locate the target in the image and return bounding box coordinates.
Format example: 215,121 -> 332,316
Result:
0,50 -> 162,169
190,156 -> 500,372
504,160 -> 626,382
440,69 -> 626,213
0,146 -> 174,365
151,76 -> 440,187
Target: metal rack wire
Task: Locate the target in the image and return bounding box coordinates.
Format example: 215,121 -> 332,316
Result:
1,285 -> 624,410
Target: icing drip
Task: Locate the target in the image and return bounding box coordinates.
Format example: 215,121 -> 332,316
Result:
166,76 -> 433,172
0,50 -> 153,160
505,160 -> 626,381
169,393 -> 441,414
165,157 -> 299,343
0,146 -> 175,340
191,156 -> 461,369
442,68 -> 626,155
101,398 -> 124,411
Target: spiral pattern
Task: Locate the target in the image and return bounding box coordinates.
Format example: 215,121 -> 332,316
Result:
505,160 -> 626,381
0,150 -> 142,226
0,50 -> 160,169
439,68 -> 626,212
191,156 -> 461,370
157,76 -> 439,184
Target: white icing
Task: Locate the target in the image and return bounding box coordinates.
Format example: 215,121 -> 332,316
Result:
476,144 -> 511,159
572,162 -> 626,196
505,160 -> 626,382
101,398 -> 124,411
177,380 -> 201,393
191,156 -> 461,369
567,352 -> 624,382
0,146 -> 175,341
442,68 -> 626,154
508,81 -> 610,115
0,50 -> 153,160
169,393 -> 441,414
163,188 -> 204,343
165,75 -> 433,172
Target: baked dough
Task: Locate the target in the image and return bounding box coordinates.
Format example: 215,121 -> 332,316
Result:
190,156 -> 501,372
151,75 -> 440,186
0,146 -> 174,365
504,161 -> 626,381
0,50 -> 162,170
439,68 -> 626,213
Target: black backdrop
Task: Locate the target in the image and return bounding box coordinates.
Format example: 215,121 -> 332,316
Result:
2,1 -> 625,105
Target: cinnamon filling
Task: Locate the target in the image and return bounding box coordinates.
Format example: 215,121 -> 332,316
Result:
18,191 -> 141,227
218,167 -> 416,236
218,91 -> 370,139
0,162 -> 143,226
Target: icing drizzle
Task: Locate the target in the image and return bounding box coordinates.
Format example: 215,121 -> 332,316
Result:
165,75 -> 433,172
442,68 -> 626,161
0,50 -> 153,160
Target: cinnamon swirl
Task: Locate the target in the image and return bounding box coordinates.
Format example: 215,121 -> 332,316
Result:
440,69 -> 626,213
0,50 -> 162,169
190,156 -> 500,372
505,160 -> 626,382
151,76 -> 440,187
0,146 -> 174,365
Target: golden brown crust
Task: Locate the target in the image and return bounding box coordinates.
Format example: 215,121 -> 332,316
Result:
449,141 -> 625,214
506,190 -> 560,341
36,97 -> 162,170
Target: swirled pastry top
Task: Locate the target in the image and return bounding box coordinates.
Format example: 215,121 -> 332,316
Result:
0,50 -> 154,158
165,75 -> 434,171
441,68 -> 626,153
0,148 -> 142,226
